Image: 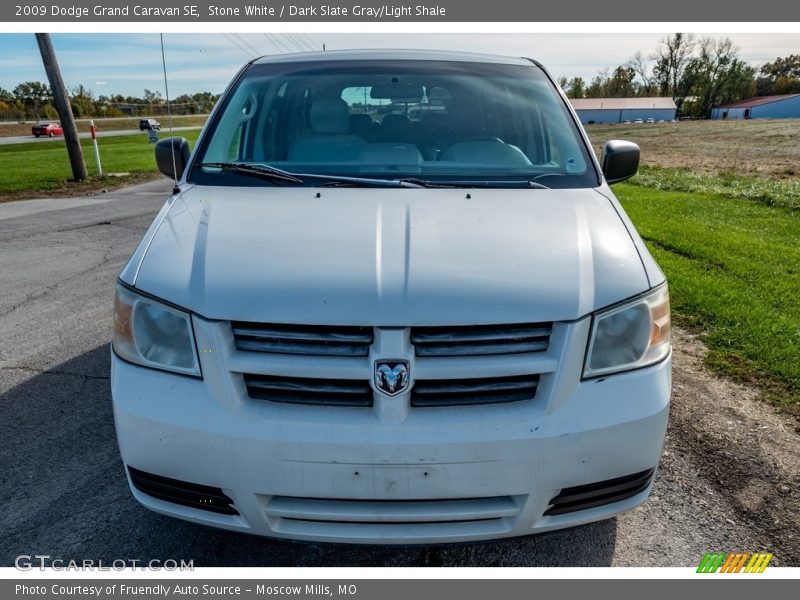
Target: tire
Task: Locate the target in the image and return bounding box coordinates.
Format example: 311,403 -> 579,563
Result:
48,131 -> 54,138
34,134 -> 40,138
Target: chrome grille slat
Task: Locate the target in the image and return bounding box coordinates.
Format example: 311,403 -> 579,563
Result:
411,323 -> 552,357
412,375 -> 539,407
231,326 -> 372,343
415,340 -> 549,357
411,327 -> 551,343
243,374 -> 372,407
232,322 -> 372,357
414,378 -> 537,394
247,379 -> 368,395
236,339 -> 370,357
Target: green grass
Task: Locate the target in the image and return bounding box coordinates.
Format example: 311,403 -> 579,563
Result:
616,183 -> 800,410
628,165 -> 800,211
0,130 -> 200,196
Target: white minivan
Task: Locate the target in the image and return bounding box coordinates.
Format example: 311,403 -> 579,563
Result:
112,50 -> 671,544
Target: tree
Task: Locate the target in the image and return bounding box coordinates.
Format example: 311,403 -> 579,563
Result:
607,66 -> 637,97
628,51 -> 656,96
13,81 -> 51,103
12,81 -> 53,119
566,77 -> 585,99
760,54 -> 800,80
70,84 -> 94,118
143,88 -> 163,103
757,54 -> 800,95
689,37 -> 756,117
652,33 -> 696,112
585,68 -> 611,98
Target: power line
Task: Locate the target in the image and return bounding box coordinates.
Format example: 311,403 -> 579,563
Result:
300,34 -> 321,51
280,34 -> 304,52
263,33 -> 293,54
232,33 -> 263,57
287,33 -> 312,52
289,33 -> 313,52
222,33 -> 257,58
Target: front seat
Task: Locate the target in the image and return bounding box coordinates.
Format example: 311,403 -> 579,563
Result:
288,98 -> 367,162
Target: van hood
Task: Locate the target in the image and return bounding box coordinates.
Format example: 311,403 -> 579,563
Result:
130,186 -> 649,325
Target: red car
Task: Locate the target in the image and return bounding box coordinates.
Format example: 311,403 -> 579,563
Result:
32,122 -> 63,138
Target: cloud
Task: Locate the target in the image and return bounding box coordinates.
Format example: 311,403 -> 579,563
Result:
0,32 -> 797,96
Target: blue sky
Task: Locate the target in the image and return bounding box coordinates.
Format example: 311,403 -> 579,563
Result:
1,33 -> 797,98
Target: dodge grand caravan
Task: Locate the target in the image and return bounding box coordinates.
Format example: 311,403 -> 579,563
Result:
112,50 -> 671,544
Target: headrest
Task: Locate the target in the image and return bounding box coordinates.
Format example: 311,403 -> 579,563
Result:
311,98 -> 350,135
381,114 -> 410,131
349,113 -> 374,137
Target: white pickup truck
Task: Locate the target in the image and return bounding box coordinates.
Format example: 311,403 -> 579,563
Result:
111,50 -> 671,544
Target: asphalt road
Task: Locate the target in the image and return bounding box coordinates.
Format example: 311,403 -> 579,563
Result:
1,181 -> 796,567
0,126 -> 201,146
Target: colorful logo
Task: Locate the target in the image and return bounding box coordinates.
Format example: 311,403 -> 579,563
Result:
697,552 -> 773,573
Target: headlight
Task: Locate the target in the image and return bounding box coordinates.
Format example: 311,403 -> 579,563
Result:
584,284 -> 670,378
112,283 -> 201,377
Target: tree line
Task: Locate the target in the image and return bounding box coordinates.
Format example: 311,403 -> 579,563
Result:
0,83 -> 219,122
557,34 -> 800,118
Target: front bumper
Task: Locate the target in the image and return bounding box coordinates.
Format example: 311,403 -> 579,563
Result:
111,316 -> 671,544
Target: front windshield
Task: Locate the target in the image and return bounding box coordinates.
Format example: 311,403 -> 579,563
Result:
190,59 -> 598,188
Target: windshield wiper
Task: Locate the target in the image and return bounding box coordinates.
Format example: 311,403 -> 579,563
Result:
309,174 -> 425,188
385,179 -> 551,189
198,162 -> 304,184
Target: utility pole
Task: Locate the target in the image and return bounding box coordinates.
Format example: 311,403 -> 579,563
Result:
35,33 -> 88,181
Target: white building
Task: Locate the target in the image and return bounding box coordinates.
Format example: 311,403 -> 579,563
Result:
569,98 -> 677,124
710,94 -> 800,119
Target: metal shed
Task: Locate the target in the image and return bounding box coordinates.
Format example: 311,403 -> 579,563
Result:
569,97 -> 677,124
710,94 -> 800,119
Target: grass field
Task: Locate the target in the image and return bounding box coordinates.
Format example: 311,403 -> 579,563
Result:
615,184 -> 800,411
587,119 -> 800,179
0,115 -> 208,138
0,130 -> 200,200
585,121 -> 800,410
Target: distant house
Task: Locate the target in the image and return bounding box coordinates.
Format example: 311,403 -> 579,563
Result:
710,94 -> 800,120
569,97 -> 677,124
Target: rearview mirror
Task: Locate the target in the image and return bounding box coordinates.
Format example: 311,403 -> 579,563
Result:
155,137 -> 190,180
370,82 -> 424,102
601,140 -> 640,184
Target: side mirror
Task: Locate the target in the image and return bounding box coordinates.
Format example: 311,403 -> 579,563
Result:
155,137 -> 190,180
601,140 -> 640,184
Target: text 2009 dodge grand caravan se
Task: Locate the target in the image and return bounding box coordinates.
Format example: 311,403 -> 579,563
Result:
111,50 -> 671,544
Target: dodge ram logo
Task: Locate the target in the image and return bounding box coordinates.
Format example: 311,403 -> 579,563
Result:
374,360 -> 410,396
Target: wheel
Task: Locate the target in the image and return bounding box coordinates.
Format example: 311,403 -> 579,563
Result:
34,134 -> 40,138
48,131 -> 54,137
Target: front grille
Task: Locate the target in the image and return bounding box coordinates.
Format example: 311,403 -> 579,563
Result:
244,374 -> 373,407
411,374 -> 540,407
410,323 -> 552,357
232,322 -> 373,357
544,468 -> 655,516
127,466 -> 238,515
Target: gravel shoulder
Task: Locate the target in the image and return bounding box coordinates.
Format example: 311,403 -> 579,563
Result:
645,329 -> 800,565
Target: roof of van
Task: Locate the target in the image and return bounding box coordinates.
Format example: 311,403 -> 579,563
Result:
251,49 -> 537,66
